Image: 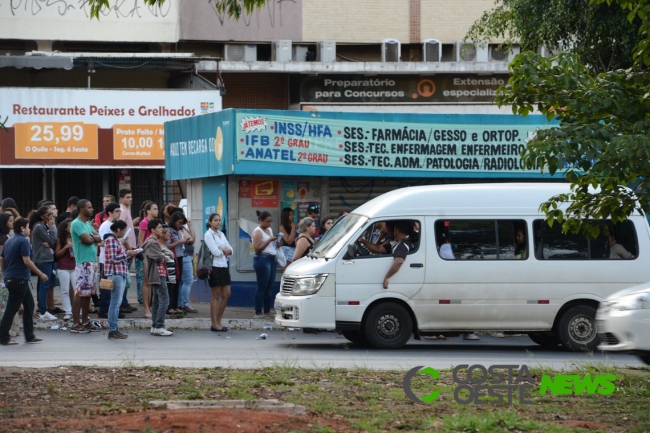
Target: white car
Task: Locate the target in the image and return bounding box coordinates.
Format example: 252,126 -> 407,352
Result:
597,283 -> 650,365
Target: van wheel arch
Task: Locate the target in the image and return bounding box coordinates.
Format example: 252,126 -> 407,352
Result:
552,299 -> 600,332
361,299 -> 418,349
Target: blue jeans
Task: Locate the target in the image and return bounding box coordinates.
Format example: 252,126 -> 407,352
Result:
121,276 -> 131,307
107,275 -> 127,331
178,256 -> 193,308
35,262 -> 54,315
253,254 -> 276,315
151,280 -> 169,329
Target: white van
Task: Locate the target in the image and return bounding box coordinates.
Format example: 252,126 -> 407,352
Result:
274,183 -> 650,351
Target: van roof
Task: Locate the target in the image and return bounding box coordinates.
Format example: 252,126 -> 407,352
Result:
352,183 -> 573,218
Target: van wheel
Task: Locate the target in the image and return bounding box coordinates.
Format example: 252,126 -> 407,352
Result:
363,303 -> 412,349
638,352 -> 650,365
341,331 -> 366,345
557,306 -> 599,352
527,332 -> 560,347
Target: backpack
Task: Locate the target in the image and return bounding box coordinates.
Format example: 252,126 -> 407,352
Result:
196,240 -> 213,279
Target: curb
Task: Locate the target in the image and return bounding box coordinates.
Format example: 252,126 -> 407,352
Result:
34,317 -> 278,331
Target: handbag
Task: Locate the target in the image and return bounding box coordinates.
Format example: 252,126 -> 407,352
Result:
196,240 -> 213,280
99,278 -> 114,290
276,245 -> 287,268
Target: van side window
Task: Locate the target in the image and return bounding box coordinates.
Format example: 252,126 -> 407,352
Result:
354,219 -> 421,258
533,219 -> 638,260
435,219 -> 528,260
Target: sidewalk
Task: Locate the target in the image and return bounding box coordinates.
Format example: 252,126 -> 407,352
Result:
30,276 -> 278,331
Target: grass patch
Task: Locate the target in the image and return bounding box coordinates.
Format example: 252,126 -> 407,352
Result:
0,364 -> 647,432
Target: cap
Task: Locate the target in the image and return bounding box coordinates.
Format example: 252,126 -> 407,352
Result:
307,204 -> 320,214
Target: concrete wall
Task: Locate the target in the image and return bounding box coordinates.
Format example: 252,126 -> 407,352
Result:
420,0 -> 494,43
0,0 -> 180,42
303,0 -> 410,43
179,0 -> 302,42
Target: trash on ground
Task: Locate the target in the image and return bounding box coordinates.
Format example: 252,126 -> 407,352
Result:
257,333 -> 268,340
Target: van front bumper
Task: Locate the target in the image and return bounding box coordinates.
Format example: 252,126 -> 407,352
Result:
274,294 -> 335,330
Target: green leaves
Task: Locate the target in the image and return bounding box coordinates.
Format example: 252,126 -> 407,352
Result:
86,0 -> 267,20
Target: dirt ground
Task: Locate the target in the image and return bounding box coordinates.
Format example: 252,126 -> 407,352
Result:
1,408 -> 345,433
0,367 -> 348,433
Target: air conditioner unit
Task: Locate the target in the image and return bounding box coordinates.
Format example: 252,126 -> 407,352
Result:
292,45 -> 308,62
271,40 -> 292,62
224,44 -> 257,62
317,40 -> 336,62
422,38 -> 441,62
489,44 -> 520,62
453,41 -> 476,61
381,38 -> 400,62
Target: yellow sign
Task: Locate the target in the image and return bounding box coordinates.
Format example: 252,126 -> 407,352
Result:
113,124 -> 165,160
14,122 -> 98,159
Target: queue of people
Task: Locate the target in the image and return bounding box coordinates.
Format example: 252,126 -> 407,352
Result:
0,191 -> 201,344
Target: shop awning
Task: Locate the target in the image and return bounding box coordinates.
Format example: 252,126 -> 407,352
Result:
0,56 -> 73,70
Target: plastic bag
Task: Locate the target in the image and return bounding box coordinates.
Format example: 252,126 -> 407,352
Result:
276,246 -> 287,268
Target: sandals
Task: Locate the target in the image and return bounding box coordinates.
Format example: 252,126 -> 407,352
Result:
424,335 -> 446,340
0,340 -> 18,346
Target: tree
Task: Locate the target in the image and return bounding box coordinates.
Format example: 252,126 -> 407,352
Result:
86,0 -> 267,20
468,0 -> 650,238
466,0 -> 640,73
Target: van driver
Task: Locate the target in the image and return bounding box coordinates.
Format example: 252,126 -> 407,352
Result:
382,221 -> 414,289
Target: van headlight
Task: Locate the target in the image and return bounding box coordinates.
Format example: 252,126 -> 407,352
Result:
292,274 -> 328,296
613,293 -> 650,311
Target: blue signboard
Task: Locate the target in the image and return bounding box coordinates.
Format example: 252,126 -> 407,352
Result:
165,108 -> 558,180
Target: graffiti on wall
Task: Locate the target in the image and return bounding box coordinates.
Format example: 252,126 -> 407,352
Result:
2,0 -> 171,18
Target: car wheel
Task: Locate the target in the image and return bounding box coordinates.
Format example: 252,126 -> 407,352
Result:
527,332 -> 561,347
362,302 -> 412,349
341,331 -> 366,345
557,305 -> 600,352
637,352 -> 650,365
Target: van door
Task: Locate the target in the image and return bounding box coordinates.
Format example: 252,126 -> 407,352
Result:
334,218 -> 426,324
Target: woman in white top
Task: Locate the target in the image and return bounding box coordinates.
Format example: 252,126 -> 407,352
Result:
252,210 -> 280,318
204,213 -> 233,332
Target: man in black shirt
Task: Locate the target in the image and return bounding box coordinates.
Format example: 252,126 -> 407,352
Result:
382,220 -> 414,290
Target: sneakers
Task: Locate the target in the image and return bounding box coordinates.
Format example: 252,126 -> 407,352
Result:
108,330 -> 128,340
152,328 -> 173,336
26,337 -> 43,344
39,311 -> 58,321
70,324 -> 91,334
83,322 -> 101,332
62,314 -> 72,321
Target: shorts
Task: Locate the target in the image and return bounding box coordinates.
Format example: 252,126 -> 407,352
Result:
75,262 -> 98,297
208,266 -> 231,287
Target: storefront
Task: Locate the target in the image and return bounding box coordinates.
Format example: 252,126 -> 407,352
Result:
165,108 -> 559,306
0,87 -> 220,215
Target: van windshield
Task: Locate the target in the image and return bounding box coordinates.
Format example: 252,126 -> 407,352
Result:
313,213 -> 367,258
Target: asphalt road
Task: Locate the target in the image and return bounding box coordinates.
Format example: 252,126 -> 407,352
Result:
0,330 -> 643,370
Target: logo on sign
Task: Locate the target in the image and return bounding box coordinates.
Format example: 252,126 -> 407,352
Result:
240,116 -> 268,134
200,102 -> 216,113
